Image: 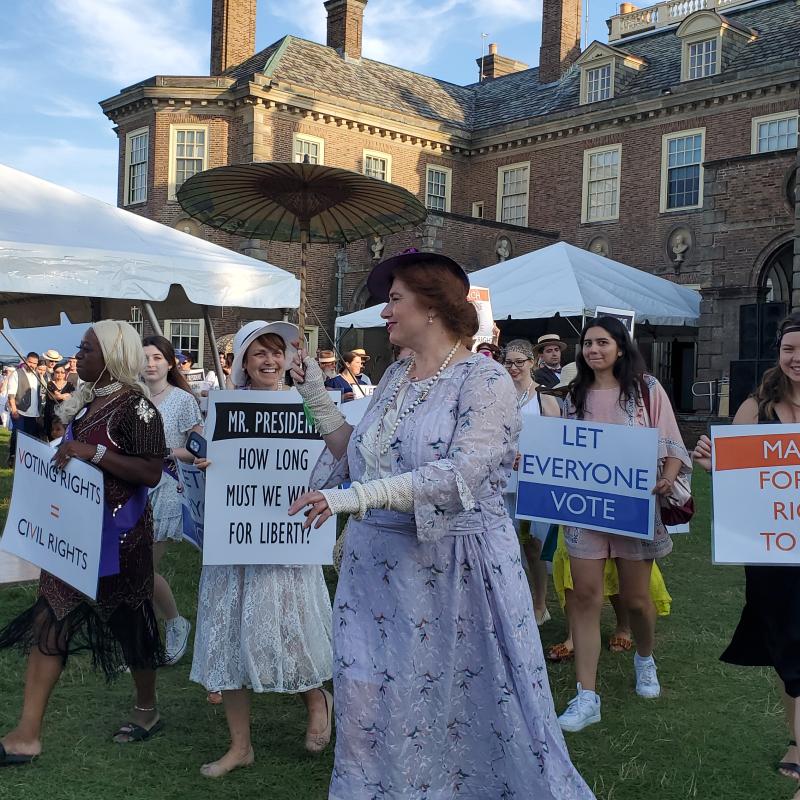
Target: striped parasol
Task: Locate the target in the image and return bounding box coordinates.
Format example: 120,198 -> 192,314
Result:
177,161 -> 427,330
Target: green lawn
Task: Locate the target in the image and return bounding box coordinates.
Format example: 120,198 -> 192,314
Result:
0,429 -> 794,800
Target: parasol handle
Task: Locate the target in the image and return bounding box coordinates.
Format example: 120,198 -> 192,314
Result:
298,223 -> 309,337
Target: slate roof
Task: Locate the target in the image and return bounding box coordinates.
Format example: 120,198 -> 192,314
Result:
224,0 -> 799,134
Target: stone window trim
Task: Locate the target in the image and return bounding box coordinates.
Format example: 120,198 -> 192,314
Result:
581,59 -> 615,105
362,149 -> 392,182
471,201 -> 484,219
576,42 -> 646,107
684,36 -> 719,81
659,127 -> 706,214
750,110 -> 799,155
293,132 -> 325,165
167,123 -> 209,203
425,164 -> 452,213
581,144 -> 622,224
496,161 -> 530,228
124,126 -> 149,207
164,318 -> 204,367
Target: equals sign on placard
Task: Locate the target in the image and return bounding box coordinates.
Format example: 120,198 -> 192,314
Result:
50,505 -> 60,519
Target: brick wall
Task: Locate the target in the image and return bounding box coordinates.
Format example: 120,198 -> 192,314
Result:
539,0 -> 582,83
210,0 -> 257,75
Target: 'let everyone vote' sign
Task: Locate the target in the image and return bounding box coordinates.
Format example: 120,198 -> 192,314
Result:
712,424 -> 800,564
516,416 -> 658,540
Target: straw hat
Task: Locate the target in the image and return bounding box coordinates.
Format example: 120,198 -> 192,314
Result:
230,321 -> 299,387
350,348 -> 370,362
553,361 -> 578,389
317,349 -> 336,364
533,334 -> 568,355
42,349 -> 62,362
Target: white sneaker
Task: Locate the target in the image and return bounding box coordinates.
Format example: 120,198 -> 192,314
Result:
164,616 -> 191,666
558,683 -> 601,732
634,654 -> 661,698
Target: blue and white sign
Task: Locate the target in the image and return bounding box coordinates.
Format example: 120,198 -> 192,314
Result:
176,461 -> 205,551
516,416 -> 658,540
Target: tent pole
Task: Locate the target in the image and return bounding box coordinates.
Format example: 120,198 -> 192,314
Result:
202,306 -> 226,387
142,302 -> 164,336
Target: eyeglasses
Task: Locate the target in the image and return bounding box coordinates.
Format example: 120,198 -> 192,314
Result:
503,359 -> 530,368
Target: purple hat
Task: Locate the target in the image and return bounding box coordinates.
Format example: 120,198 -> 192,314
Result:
366,248 -> 470,303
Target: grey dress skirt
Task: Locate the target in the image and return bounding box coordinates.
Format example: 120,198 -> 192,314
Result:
311,355 -> 594,800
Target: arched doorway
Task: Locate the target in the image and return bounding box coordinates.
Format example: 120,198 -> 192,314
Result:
760,241 -> 793,303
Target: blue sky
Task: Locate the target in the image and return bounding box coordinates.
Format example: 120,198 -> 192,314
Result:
1,0 -> 619,204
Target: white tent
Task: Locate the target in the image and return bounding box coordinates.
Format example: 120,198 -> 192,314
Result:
1,313 -> 91,362
0,164 -> 300,314
335,241 -> 700,332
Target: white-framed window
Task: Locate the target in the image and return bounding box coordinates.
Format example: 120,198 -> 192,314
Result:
660,129 -> 705,212
586,64 -> 612,103
303,326 -> 319,356
164,318 -> 204,367
496,162 -> 530,227
582,145 -> 621,223
472,201 -> 484,219
168,124 -> 208,201
362,150 -> 391,181
686,38 -> 718,80
129,305 -> 144,337
293,133 -> 324,165
124,127 -> 149,206
751,111 -> 799,154
425,165 -> 452,212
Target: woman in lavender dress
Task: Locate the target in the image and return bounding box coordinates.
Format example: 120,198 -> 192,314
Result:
290,251 -> 594,800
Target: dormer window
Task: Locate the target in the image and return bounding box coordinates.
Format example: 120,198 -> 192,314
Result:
677,10 -> 756,83
576,42 -> 646,106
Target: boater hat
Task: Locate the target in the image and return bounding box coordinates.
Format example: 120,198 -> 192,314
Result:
552,361 -> 578,389
366,248 -> 470,303
350,348 -> 370,362
42,349 -> 62,362
231,321 -> 299,387
317,349 -> 336,364
533,334 -> 568,355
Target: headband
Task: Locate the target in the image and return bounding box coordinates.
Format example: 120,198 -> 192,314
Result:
777,324 -> 800,345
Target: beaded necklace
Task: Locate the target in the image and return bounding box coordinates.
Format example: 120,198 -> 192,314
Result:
93,380 -> 123,397
374,342 -> 460,456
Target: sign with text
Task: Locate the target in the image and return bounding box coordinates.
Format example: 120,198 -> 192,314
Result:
712,424 -> 800,564
517,416 -> 658,539
468,286 -> 494,345
176,461 -> 205,551
0,433 -> 103,598
203,390 -> 336,565
595,306 -> 636,339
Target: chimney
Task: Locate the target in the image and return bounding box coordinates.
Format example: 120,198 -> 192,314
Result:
538,0 -> 582,84
325,0 -> 367,61
477,43 -> 529,81
619,2 -> 638,12
210,0 -> 257,75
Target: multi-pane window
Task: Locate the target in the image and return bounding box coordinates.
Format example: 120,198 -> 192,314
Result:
293,135 -> 324,164
663,131 -> 704,211
583,146 -> 621,222
125,128 -> 148,205
174,129 -> 206,191
586,64 -> 612,103
129,306 -> 143,337
754,114 -> 798,153
167,319 -> 202,366
497,164 -> 529,226
426,166 -> 451,211
687,38 -> 717,79
363,152 -> 390,181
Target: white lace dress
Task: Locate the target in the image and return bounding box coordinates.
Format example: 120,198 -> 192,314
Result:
190,387 -> 333,694
149,387 -> 203,542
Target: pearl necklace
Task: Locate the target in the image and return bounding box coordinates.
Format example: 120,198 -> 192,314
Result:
375,342 -> 460,455
93,381 -> 123,397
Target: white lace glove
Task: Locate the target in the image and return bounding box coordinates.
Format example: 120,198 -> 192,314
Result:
294,356 -> 347,436
320,473 -> 414,519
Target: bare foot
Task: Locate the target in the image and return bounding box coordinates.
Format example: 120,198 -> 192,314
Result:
305,688 -> 333,753
200,745 -> 255,778
1,730 -> 41,759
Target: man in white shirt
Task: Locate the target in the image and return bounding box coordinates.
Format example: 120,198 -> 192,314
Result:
7,352 -> 43,466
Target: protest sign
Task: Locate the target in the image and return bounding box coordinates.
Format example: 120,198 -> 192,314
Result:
176,460 -> 205,551
203,389 -> 336,566
468,287 -> 494,345
343,396 -> 371,426
711,424 -> 800,564
0,433 -> 103,598
516,416 -> 658,540
595,306 -> 636,339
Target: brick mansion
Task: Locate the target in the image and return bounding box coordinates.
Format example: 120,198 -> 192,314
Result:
100,0 -> 800,411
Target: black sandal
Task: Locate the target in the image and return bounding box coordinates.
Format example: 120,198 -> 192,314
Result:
778,740 -> 800,781
0,743 -> 35,767
113,719 -> 164,744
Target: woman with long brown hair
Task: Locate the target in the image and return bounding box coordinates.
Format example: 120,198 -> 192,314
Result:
141,335 -> 203,666
694,312 -> 800,791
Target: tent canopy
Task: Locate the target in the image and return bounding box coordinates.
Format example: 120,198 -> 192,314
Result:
0,164 -> 300,314
335,241 -> 700,331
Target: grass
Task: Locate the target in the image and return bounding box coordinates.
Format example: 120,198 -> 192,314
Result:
0,428 -> 795,800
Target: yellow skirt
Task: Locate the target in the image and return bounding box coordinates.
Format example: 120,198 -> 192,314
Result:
552,529 -> 672,616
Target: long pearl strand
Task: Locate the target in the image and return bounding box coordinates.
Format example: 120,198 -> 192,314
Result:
376,341 -> 460,455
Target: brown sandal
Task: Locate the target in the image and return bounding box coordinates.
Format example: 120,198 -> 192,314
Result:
608,634 -> 634,652
546,643 -> 574,662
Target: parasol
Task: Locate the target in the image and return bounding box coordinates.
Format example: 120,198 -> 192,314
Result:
177,161 -> 427,331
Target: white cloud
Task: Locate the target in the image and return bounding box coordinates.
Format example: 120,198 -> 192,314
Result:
49,0 -> 207,84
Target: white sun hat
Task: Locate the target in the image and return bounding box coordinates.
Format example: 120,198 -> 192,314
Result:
230,320 -> 299,388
